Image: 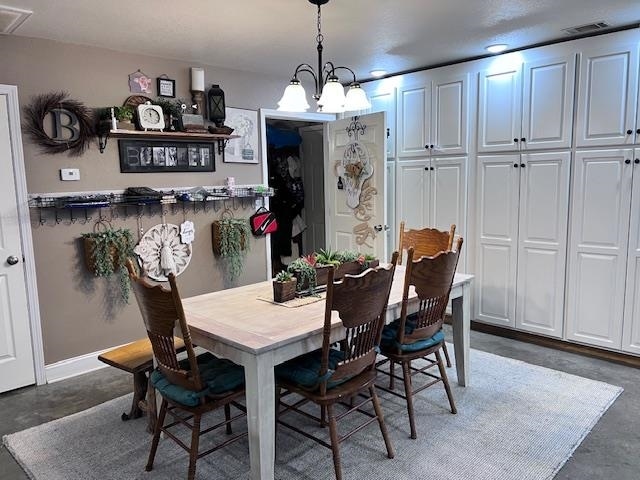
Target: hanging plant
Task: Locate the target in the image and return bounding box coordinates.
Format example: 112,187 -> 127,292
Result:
82,227 -> 135,302
212,218 -> 251,281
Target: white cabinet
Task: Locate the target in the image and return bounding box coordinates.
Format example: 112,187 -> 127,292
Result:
622,150 -> 640,354
396,156 -> 467,233
478,55 -> 576,152
397,72 -> 469,157
575,46 -> 639,147
363,84 -> 396,158
476,152 -> 570,337
565,149 -> 634,349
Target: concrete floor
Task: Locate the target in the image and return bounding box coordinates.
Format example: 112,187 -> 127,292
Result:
1,328 -> 638,480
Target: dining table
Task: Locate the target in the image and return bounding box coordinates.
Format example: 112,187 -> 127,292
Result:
182,265 -> 474,480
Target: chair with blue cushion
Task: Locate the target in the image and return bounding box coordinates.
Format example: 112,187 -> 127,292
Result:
377,240 -> 462,439
126,261 -> 246,480
397,221 -> 456,368
275,253 -> 399,480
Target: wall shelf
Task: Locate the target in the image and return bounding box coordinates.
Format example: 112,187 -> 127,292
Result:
28,185 -> 274,225
98,129 -> 240,154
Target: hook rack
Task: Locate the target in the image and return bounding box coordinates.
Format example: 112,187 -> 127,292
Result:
28,184 -> 274,226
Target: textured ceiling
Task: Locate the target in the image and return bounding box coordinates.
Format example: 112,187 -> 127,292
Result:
2,0 -> 640,81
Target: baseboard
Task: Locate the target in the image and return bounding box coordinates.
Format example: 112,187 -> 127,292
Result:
44,346 -> 117,384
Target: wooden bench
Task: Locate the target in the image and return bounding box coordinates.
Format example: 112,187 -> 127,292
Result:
98,337 -> 185,433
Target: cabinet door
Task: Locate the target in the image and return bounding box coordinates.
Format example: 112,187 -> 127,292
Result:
522,56 -> 576,150
566,149 -> 633,349
397,84 -> 430,157
364,85 -> 396,158
396,160 -> 429,230
432,73 -> 468,155
478,66 -> 522,152
575,46 -> 639,147
622,149 -> 640,354
475,154 -> 520,327
515,152 -> 570,338
431,156 -> 467,270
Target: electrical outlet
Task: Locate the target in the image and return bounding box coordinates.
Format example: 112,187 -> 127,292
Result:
60,168 -> 80,181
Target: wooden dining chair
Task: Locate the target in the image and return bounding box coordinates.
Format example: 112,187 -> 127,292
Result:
376,240 -> 462,439
126,261 -> 247,480
275,253 -> 399,480
397,221 -> 456,367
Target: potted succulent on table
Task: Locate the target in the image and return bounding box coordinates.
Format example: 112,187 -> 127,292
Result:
212,217 -> 251,281
82,227 -> 135,302
287,256 -> 318,294
272,270 -> 297,303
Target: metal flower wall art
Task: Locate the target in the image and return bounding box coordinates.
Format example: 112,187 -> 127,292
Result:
134,223 -> 192,281
336,118 -> 373,209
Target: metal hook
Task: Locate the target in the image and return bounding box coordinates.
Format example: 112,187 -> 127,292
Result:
213,199 -> 221,212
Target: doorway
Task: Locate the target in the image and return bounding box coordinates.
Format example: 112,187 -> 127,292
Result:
264,118 -> 325,276
0,85 -> 44,391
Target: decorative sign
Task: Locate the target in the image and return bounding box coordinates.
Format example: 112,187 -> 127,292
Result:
118,139 -> 215,173
23,91 -> 95,156
157,75 -> 176,98
129,69 -> 152,94
180,220 -> 195,244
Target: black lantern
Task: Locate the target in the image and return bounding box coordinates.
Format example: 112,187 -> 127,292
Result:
207,84 -> 226,127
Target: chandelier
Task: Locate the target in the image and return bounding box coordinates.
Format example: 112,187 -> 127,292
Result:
277,0 -> 371,113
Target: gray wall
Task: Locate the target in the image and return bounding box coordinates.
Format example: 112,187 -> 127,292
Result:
0,35 -> 287,364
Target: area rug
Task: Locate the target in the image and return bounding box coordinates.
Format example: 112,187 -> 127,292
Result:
3,348 -> 622,480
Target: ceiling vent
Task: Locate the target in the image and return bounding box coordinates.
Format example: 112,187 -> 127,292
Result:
563,21 -> 610,35
0,5 -> 32,34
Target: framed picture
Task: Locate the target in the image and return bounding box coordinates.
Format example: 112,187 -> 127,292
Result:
119,139 -> 216,173
224,107 -> 259,164
157,77 -> 176,98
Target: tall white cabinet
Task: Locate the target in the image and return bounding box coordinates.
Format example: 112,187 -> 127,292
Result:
476,152 -> 570,337
566,149 -> 640,351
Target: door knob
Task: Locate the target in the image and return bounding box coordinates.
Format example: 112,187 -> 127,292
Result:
6,255 -> 19,266
373,225 -> 390,232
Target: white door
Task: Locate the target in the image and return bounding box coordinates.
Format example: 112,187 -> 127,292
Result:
0,94 -> 35,392
478,66 -> 522,152
566,149 -> 633,349
396,159 -> 429,230
475,154 -> 520,327
300,125 -> 325,256
575,46 -> 639,147
522,56 -> 576,150
515,152 -> 570,338
397,84 -> 430,157
622,149 -> 640,354
325,112 -> 387,256
432,72 -> 469,155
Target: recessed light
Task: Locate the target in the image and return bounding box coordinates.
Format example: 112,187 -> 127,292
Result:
369,69 -> 387,78
486,44 -> 508,54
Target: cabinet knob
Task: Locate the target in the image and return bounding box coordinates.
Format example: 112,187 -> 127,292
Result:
627,129 -> 633,135
637,129 -> 640,135
424,166 -> 428,171
520,137 -> 526,142
635,159 -> 640,164
513,138 -> 519,143
520,163 -> 526,168
430,144 -> 434,149
513,163 -> 519,168
424,145 -> 429,150
430,166 -> 434,171
625,159 -> 631,164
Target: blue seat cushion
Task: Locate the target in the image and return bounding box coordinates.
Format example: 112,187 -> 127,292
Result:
381,314 -> 445,352
275,348 -> 349,390
150,352 -> 245,407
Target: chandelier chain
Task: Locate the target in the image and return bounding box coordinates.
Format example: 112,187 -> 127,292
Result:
316,4 -> 324,45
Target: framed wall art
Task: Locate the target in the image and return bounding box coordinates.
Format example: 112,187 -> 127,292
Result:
118,139 -> 216,173
224,107 -> 259,164
157,75 -> 176,98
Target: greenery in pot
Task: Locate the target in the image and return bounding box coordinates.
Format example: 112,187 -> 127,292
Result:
337,250 -> 360,263
287,257 -> 317,293
273,270 -> 297,303
82,228 -> 134,302
314,247 -> 341,267
212,218 -> 251,281
115,106 -> 134,122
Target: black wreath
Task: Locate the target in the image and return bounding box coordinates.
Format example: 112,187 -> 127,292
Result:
24,91 -> 95,156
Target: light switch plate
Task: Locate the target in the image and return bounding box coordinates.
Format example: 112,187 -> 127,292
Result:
60,168 -> 80,181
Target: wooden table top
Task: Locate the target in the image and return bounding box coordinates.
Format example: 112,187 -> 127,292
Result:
182,266 -> 473,356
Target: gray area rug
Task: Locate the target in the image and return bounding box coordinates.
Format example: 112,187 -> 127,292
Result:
4,348 -> 622,480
